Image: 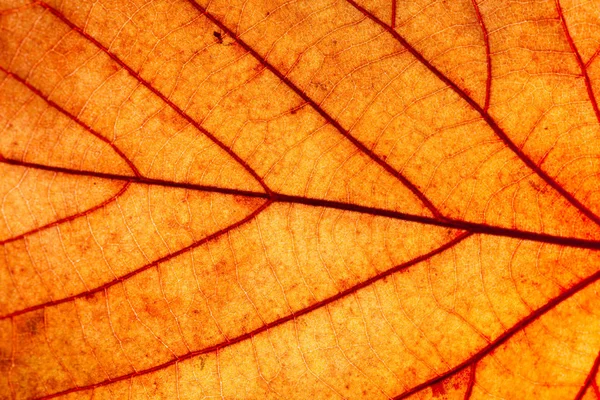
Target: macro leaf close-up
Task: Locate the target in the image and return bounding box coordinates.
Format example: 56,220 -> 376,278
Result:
2,0 -> 600,398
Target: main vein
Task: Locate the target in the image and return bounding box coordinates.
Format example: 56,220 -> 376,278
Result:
2,157 -> 600,252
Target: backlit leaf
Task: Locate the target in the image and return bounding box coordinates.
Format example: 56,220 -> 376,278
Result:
1,0 -> 600,398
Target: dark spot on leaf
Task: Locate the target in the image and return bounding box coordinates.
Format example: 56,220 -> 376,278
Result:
108,63 -> 120,74
83,291 -> 96,300
213,31 -> 223,44
23,312 -> 44,335
431,381 -> 446,397
233,195 -> 261,208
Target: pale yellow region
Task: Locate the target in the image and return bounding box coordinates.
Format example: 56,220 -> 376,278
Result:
0,5 -> 263,192
0,177 -> 264,315
561,0 -> 600,62
480,0 -> 600,217
39,0 -> 433,216
0,164 -> 124,242
0,72 -> 133,175
392,0 -> 489,107
60,235 -> 600,400
185,0 -> 600,237
2,203 -> 459,399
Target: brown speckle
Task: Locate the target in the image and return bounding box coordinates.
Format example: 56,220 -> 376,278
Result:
213,31 -> 223,44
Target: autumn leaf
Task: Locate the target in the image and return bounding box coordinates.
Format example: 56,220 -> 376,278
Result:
1,0 -> 600,398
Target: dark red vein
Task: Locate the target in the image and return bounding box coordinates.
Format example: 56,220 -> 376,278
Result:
0,66 -> 141,177
470,0 -> 491,111
5,4 -> 599,398
393,268 -> 600,400
38,232 -> 472,399
274,192 -> 600,248
575,351 -> 600,400
0,157 -> 268,200
586,47 -> 600,68
36,1 -> 271,195
0,181 -> 130,246
1,199 -> 271,321
391,0 -> 397,28
344,0 -> 600,228
184,0 -> 443,219
555,0 -> 600,126
4,157 -> 600,253
464,364 -> 477,400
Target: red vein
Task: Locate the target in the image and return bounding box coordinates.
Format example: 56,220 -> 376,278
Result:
0,157 -> 269,201
274,192 -> 600,248
464,364 -> 477,400
470,0 -> 491,111
344,0 -> 600,228
391,0 -> 397,28
393,269 -> 600,400
0,180 -> 130,246
555,0 -> 600,126
36,1 -> 271,195
3,157 -> 600,324
575,351 -> 600,400
0,156 -> 267,248
3,157 -> 600,254
37,232 -> 472,399
5,3 -> 600,398
587,46 -> 600,68
185,0 -> 443,219
0,66 -> 141,177
1,199 -> 271,321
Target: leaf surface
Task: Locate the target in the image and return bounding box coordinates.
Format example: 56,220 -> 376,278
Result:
1,0 -> 600,398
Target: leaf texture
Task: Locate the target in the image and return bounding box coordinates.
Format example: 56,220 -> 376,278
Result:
1,0 -> 600,398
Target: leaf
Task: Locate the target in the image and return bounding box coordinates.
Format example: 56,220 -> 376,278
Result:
1,0 -> 600,398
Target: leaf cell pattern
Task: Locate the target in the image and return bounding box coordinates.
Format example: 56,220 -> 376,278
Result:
1,0 -> 600,398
